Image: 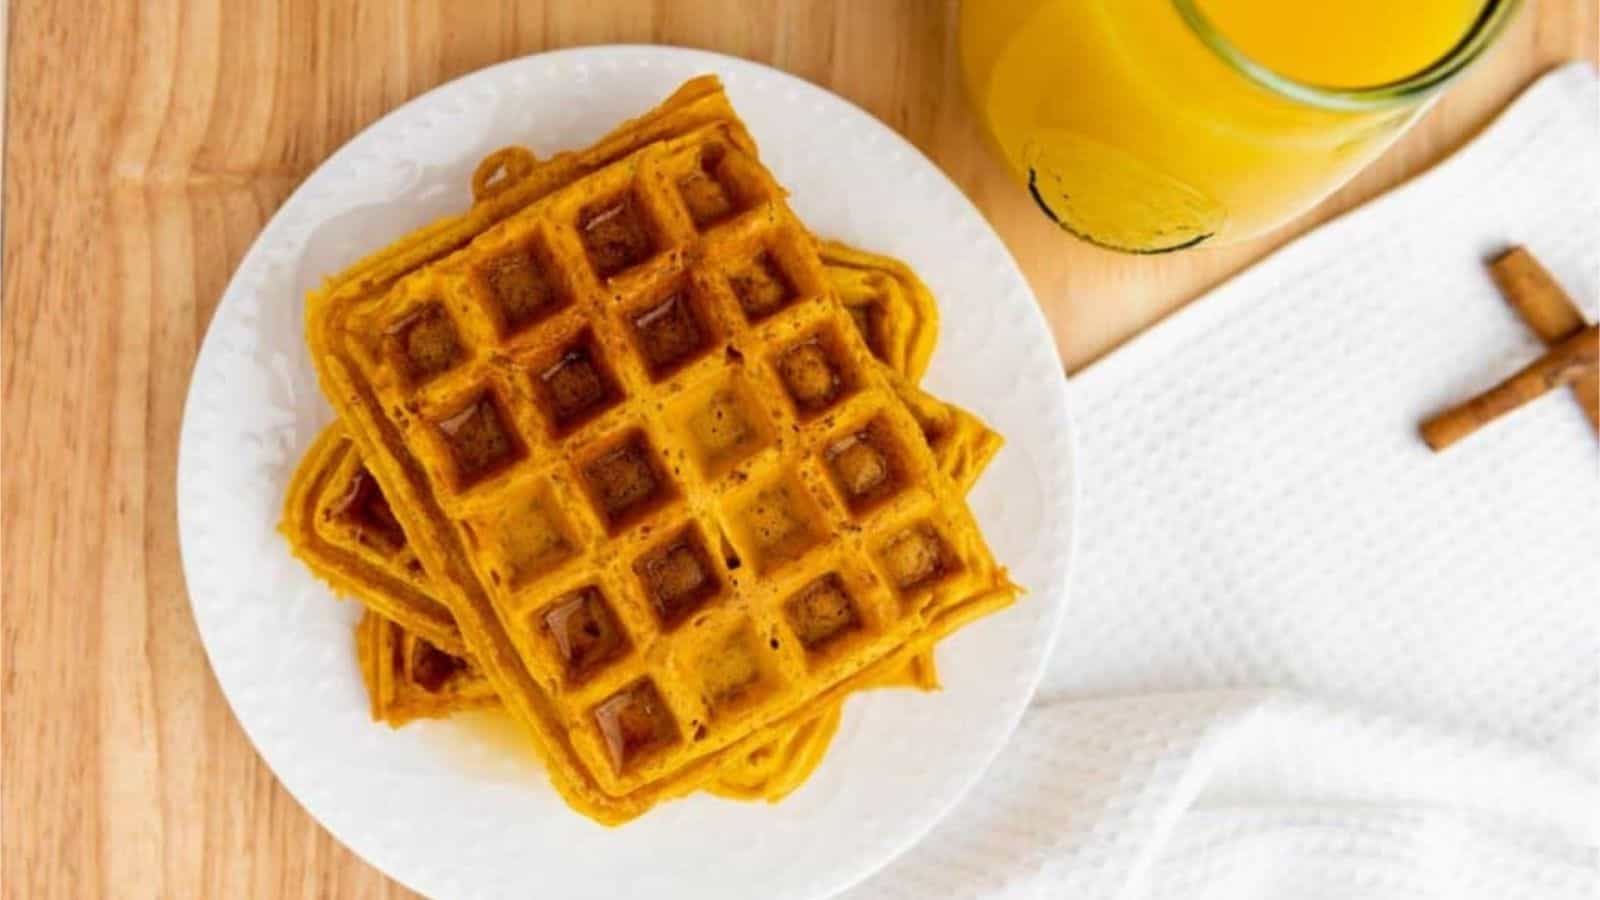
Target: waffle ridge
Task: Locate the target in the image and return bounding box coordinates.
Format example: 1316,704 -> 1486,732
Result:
283,427 -> 463,652
356,609 -> 500,723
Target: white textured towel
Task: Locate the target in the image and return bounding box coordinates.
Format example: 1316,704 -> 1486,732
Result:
846,63 -> 1600,900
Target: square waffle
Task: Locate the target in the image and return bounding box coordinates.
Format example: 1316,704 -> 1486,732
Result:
289,236 -> 998,802
295,250 -> 1005,806
304,78 -> 1014,823
275,127 -> 993,784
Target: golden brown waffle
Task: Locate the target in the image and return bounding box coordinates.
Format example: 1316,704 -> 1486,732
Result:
280,125 -> 988,795
303,76 -> 1015,824
286,426 -> 465,653
293,237 -> 992,802
290,243 -> 998,802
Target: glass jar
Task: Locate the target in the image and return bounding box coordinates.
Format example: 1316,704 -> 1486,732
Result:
959,0 -> 1522,253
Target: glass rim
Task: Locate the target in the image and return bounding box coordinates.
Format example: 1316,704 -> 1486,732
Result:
1171,0 -> 1523,112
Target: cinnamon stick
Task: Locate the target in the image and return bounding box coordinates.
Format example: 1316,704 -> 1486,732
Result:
1421,323 -> 1600,451
1489,247 -> 1600,433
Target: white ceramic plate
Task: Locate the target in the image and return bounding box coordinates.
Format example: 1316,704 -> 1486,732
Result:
177,45 -> 1075,900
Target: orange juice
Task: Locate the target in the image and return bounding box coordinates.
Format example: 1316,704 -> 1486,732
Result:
959,0 -> 1516,252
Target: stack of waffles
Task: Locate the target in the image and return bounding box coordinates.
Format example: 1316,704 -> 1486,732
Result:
282,76 -> 1016,825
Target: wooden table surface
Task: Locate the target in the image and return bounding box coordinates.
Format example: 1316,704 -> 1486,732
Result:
3,1 -> 1595,896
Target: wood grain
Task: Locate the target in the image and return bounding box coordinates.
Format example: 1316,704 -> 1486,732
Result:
2,2 -> 1595,896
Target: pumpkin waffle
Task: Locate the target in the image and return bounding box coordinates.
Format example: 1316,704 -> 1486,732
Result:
289,241 -> 1000,802
302,77 -> 1015,824
278,128 -> 990,797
